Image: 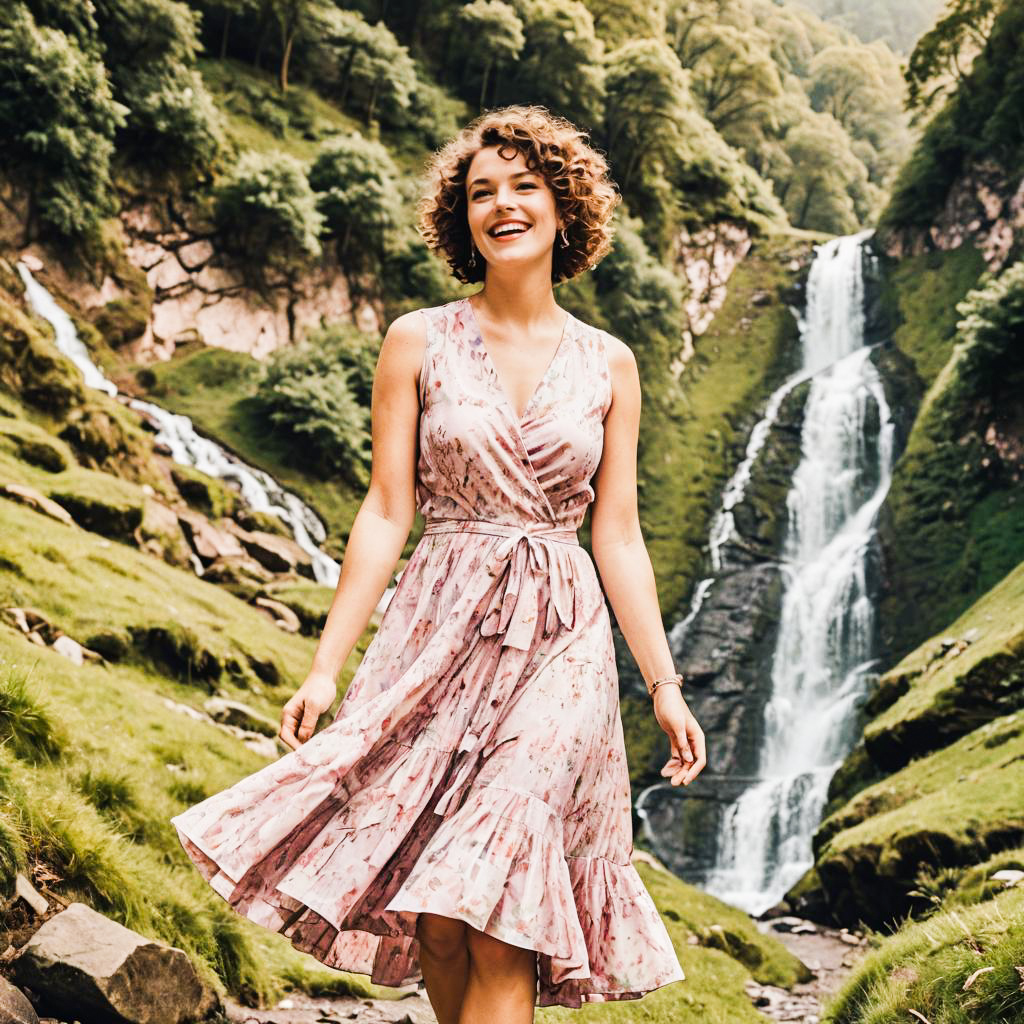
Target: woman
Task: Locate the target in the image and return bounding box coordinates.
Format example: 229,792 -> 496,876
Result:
171,104 -> 706,1023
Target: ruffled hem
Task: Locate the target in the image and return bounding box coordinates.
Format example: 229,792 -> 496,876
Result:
172,764 -> 684,1007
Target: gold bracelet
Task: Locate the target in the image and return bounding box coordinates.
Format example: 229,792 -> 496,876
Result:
646,672 -> 684,698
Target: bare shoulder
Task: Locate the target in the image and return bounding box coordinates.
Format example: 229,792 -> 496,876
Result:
376,308 -> 429,381
595,329 -> 640,400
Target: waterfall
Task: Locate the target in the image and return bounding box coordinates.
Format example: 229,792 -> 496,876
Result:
14,261 -> 367,597
640,230 -> 896,915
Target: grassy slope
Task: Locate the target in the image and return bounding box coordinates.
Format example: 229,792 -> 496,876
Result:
822,883 -> 1024,1024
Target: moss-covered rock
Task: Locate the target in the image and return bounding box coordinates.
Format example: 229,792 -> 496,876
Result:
863,558 -> 1024,771
0,418 -> 72,473
813,709 -> 1024,928
46,470 -> 146,541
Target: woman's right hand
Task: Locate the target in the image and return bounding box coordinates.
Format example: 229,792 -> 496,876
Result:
279,672 -> 338,750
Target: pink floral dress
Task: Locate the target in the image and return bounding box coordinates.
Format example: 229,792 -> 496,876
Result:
170,296 -> 686,1007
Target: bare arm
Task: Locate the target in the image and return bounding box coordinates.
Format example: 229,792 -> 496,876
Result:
279,310 -> 426,749
590,336 -> 706,787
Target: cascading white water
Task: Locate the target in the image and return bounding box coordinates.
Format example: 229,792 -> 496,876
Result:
15,261 -> 353,593
644,230 -> 896,915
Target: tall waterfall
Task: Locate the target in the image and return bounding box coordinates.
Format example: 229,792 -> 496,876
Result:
640,230 -> 896,916
15,261 -> 354,594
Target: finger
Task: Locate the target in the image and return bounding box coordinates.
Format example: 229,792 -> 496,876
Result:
676,729 -> 694,763
279,704 -> 300,749
297,703 -> 319,743
682,753 -> 707,785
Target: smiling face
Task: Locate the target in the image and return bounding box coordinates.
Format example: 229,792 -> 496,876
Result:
465,143 -> 564,277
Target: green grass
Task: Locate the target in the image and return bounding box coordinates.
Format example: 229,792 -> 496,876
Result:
814,709 -> 1024,929
862,558 -> 1024,769
822,884 -> 1024,1024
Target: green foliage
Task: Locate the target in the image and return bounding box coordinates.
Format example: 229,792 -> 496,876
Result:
504,0 -> 606,133
92,0 -> 225,172
0,664 -> 65,764
0,3 -> 126,241
309,132 -> 404,272
459,1 -> 525,109
302,4 -> 419,127
881,0 -> 1023,233
903,0 -> 998,113
213,148 -> 324,286
953,259 -> 1024,404
253,323 -> 377,484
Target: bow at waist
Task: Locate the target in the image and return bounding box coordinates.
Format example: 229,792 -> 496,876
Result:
421,517 -> 579,651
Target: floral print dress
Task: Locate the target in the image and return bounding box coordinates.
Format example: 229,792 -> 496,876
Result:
170,296 -> 686,1007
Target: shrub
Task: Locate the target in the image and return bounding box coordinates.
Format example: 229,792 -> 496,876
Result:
254,323 -> 376,485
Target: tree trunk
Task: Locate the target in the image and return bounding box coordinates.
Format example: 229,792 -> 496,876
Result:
480,60 -> 492,111
220,10 -> 231,59
798,179 -> 819,227
280,28 -> 295,91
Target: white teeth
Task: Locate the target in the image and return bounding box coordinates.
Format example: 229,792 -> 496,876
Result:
492,224 -> 529,237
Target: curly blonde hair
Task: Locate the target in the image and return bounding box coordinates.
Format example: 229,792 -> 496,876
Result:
416,104 -> 621,286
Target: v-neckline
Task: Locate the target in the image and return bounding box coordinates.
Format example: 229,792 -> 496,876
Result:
464,296 -> 572,424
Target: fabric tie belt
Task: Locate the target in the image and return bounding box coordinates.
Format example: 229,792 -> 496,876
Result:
421,516 -> 581,817
421,516 -> 580,653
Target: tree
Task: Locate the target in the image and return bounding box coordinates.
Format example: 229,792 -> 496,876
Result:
309,132 -> 404,278
458,1 -> 525,110
303,5 -> 418,126
0,4 -> 127,242
505,0 -> 605,132
904,0 -> 998,113
91,0 -> 224,172
214,149 -> 324,289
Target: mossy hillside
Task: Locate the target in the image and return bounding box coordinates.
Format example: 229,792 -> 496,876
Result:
0,479 -> 327,702
0,638 -> 379,1007
874,244 -> 1023,664
821,883 -> 1024,1024
811,709 -> 1024,929
860,558 -> 1024,771
536,861 -> 809,1024
136,345 -> 370,562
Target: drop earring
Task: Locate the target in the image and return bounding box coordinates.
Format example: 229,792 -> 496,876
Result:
468,245 -> 477,268
559,227 -> 569,247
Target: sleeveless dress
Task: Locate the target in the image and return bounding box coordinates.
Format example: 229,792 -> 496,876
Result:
169,296 -> 686,1008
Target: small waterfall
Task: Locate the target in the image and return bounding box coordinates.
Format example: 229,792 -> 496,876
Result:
15,261 -> 354,593
640,230 -> 896,915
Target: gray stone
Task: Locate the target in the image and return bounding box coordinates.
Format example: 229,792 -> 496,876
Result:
0,976 -> 38,1024
10,902 -> 220,1024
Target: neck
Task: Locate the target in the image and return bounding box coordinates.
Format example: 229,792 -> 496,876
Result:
473,262 -> 560,327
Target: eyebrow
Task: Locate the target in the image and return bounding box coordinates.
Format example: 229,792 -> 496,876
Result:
468,170 -> 540,188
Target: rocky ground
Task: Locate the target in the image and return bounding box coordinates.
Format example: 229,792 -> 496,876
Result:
745,916 -> 871,1023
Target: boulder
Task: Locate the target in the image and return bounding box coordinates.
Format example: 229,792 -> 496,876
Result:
0,484 -> 74,527
203,697 -> 279,737
0,976 -> 37,1024
10,902 -> 220,1024
251,596 -> 301,633
134,498 -> 192,569
222,520 -> 314,578
176,509 -> 245,564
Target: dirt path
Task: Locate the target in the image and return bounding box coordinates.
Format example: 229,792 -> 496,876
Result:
744,916 -> 871,1023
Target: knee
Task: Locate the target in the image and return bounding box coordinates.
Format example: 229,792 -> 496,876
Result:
466,927 -> 536,978
416,912 -> 467,963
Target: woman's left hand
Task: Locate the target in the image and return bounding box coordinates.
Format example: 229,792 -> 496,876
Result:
652,685 -> 706,786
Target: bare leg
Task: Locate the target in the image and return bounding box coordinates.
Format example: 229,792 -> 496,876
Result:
459,926 -> 537,1024
417,912 -> 469,1024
